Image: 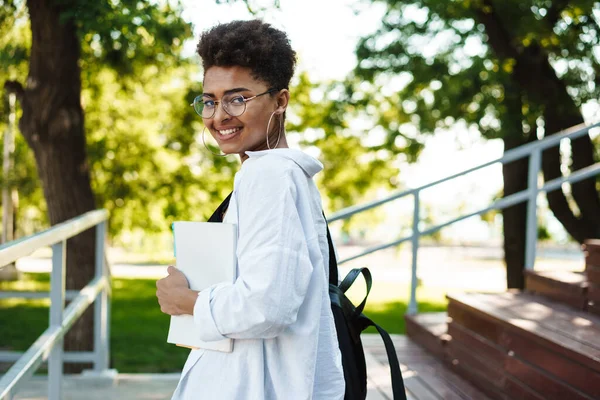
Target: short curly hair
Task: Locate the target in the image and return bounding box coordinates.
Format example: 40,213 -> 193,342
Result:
196,20 -> 297,90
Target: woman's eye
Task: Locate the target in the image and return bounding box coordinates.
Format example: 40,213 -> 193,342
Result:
229,96 -> 245,105
203,100 -> 215,107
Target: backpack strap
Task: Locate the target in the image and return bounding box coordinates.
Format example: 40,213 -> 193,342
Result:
360,315 -> 408,400
339,267 -> 372,319
325,218 -> 338,286
208,192 -> 232,223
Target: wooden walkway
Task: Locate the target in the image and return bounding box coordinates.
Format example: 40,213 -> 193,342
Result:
363,334 -> 491,400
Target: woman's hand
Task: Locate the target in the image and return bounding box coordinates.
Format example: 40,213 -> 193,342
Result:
156,266 -> 199,315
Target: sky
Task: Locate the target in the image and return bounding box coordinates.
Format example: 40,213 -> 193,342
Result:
178,0 -> 599,244
181,0 -> 387,81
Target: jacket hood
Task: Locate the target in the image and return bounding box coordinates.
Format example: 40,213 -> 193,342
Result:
245,149 -> 323,178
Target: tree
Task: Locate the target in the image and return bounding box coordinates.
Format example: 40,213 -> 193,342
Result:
354,0 -> 600,288
1,0 -> 192,371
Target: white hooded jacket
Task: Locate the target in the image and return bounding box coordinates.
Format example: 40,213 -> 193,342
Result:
171,148 -> 346,400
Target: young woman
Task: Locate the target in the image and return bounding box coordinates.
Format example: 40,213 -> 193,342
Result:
155,20 -> 346,399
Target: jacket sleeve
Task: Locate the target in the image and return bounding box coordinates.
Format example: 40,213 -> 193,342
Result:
193,163 -> 314,340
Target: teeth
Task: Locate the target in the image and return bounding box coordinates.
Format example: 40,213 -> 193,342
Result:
219,128 -> 240,135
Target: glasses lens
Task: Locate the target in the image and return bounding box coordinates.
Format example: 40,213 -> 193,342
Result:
193,96 -> 217,118
193,97 -> 204,116
223,95 -> 246,117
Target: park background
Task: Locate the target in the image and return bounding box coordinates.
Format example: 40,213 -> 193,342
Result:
1,0 -> 599,374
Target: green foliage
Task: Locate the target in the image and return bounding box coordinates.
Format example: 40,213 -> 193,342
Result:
355,0 -> 599,141
288,72 -> 402,211
0,0 -> 240,245
0,0 -> 425,247
61,0 -> 191,75
0,8 -> 47,235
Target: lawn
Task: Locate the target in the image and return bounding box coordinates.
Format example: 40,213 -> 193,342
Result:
0,272 -> 447,373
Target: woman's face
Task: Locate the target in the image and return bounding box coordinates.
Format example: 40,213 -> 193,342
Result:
202,66 -> 288,161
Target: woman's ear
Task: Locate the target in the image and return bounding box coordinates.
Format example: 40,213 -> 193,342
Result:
275,89 -> 290,114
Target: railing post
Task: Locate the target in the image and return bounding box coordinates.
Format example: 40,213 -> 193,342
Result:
94,221 -> 109,372
48,240 -> 66,400
408,191 -> 420,315
525,149 -> 541,270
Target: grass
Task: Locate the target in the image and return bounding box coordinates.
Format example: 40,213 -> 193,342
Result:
0,273 -> 447,373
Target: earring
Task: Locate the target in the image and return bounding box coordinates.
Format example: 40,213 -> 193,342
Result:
266,112 -> 282,150
202,127 -> 226,157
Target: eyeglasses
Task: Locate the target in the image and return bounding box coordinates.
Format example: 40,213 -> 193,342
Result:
191,88 -> 277,119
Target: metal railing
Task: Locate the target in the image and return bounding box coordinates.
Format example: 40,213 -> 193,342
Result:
0,209 -> 111,400
328,122 -> 600,314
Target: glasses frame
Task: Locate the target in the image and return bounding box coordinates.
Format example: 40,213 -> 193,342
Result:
191,88 -> 278,119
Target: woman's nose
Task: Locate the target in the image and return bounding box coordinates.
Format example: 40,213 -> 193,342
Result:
213,102 -> 230,121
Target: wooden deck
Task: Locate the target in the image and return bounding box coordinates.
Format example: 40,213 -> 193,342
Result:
363,334 -> 492,400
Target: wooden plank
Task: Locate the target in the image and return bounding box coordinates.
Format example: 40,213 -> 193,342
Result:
474,292 -> 600,354
586,265 -> 600,285
363,334 -> 494,400
448,293 -> 600,397
525,270 -> 588,309
367,377 -> 390,400
588,284 -> 600,302
444,342 -> 505,400
447,322 -> 506,366
447,302 -> 504,344
365,350 -> 410,400
405,313 -> 448,358
500,327 -> 600,397
504,354 -> 594,400
403,375 -> 442,400
448,292 -> 600,371
526,270 -> 588,289
583,240 -> 600,268
405,312 -> 448,336
587,286 -> 600,316
408,362 -> 493,400
446,340 -> 545,400
448,320 -> 583,399
446,339 -> 505,389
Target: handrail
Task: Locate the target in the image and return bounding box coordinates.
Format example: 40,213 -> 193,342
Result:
328,121 -> 600,222
327,122 -> 600,314
0,209 -> 112,400
0,276 -> 108,398
0,209 -> 108,267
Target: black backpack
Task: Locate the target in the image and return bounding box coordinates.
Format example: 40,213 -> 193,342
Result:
325,225 -> 407,399
209,194 -> 407,399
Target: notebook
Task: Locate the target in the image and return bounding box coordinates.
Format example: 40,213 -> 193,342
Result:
167,221 -> 237,352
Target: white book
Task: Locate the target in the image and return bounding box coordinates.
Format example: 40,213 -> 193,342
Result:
167,221 -> 237,352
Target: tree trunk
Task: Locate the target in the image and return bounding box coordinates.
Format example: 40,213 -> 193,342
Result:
475,1 -> 600,244
7,0 -> 97,373
501,83 -> 531,289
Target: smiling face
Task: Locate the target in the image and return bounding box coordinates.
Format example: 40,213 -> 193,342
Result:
202,66 -> 289,162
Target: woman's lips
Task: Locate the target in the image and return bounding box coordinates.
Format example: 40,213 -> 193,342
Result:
215,127 -> 242,141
